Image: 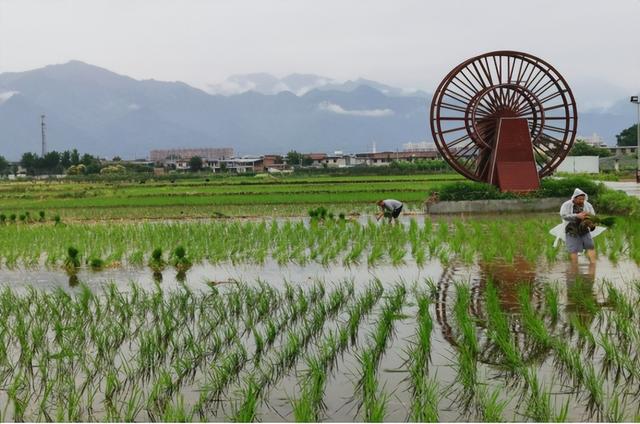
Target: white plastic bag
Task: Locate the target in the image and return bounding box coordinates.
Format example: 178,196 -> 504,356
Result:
549,223 -> 606,248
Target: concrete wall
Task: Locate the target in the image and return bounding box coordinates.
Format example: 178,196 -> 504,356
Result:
425,197 -> 564,214
556,156 -> 599,174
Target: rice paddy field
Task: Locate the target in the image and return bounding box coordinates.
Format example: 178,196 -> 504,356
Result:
0,174 -> 463,221
1,175 -> 640,422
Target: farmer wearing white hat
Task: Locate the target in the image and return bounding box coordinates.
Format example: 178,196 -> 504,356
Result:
559,188 -> 597,264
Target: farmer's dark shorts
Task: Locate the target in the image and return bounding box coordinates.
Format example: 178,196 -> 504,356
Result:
566,232 -> 594,253
392,205 -> 403,218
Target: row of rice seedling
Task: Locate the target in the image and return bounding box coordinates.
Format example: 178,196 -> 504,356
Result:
289,280 -> 385,422
452,283 -> 479,404
1,216 -> 638,269
0,280 -> 330,421
228,280 -> 356,422
514,282 -> 637,420
456,282 -> 575,421
3,274 -> 640,421
438,276 -> 640,422
406,289 -> 439,422
192,282 -> 330,420
353,284 -> 406,422
0,210 -> 61,225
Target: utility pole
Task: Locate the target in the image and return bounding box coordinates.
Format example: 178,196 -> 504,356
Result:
631,96 -> 640,183
41,114 -> 47,157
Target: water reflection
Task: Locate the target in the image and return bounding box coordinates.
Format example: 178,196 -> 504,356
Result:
176,270 -> 187,283
152,271 -> 163,283
436,257 -> 602,369
68,273 -> 79,287
564,261 -> 598,337
476,256 -> 539,313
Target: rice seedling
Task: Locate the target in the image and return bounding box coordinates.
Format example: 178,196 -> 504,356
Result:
161,395 -> 193,422
518,285 -> 553,350
449,284 -> 481,407
598,332 -> 629,382
390,245 -> 407,266
89,257 -> 104,271
543,284 -> 560,323
370,285 -> 406,362
521,367 -> 554,422
477,385 -> 508,422
605,283 -> 634,320
455,345 -> 478,404
194,343 -> 247,417
171,245 -> 192,272
606,389 -> 627,422
367,242 -> 384,267
64,246 -> 81,271
358,349 -> 389,423
123,387 -> 144,422
454,283 -> 478,356
409,376 -> 439,422
291,356 -> 328,422
484,282 -> 523,372
552,340 -> 586,388
411,293 -> 433,369
346,281 -> 384,343
567,278 -> 599,317
583,363 -> 605,414
568,314 -> 596,355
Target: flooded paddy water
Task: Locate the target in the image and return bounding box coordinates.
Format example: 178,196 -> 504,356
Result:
0,216 -> 639,421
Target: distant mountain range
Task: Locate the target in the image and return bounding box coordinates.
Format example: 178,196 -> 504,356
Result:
207,73 -> 428,97
0,61 -> 636,160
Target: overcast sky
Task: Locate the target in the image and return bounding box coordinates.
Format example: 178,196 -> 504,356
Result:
0,0 -> 638,110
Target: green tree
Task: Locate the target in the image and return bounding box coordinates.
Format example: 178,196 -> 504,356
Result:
568,140 -> 611,157
42,151 -> 62,173
616,124 -> 638,147
286,150 -> 303,166
0,155 -> 9,175
286,151 -> 313,166
189,156 -> 203,172
81,153 -> 94,166
20,152 -> 38,175
70,149 -> 80,165
60,150 -> 72,168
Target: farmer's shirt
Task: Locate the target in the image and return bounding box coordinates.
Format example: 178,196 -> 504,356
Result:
382,199 -> 403,211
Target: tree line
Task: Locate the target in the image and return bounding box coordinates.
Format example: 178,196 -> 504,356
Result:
19,150 -> 103,175
0,123 -> 637,177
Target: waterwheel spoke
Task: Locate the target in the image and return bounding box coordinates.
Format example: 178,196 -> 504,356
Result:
432,51 -> 577,182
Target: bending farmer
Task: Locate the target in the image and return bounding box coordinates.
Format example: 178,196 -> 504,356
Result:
560,188 -> 596,264
376,199 -> 403,224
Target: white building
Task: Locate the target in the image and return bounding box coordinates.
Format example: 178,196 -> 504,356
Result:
556,156 -> 599,174
402,141 -> 438,152
577,133 -> 607,147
